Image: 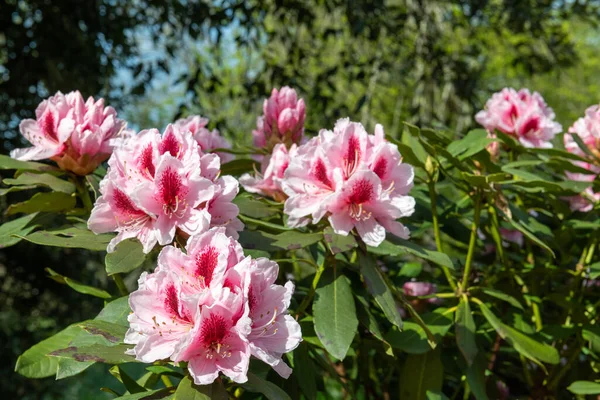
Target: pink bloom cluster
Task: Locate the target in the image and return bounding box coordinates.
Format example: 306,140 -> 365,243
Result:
125,228 -> 302,385
239,144 -> 297,202
11,90 -> 126,175
564,105 -> 600,211
253,87 -> 306,149
174,115 -> 233,164
282,119 -> 415,247
88,124 -> 243,253
476,88 -> 562,150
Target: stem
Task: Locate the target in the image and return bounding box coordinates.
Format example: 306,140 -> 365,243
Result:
428,180 -> 458,291
75,175 -> 93,212
296,257 -> 327,315
161,375 -> 173,388
520,355 -> 534,388
113,273 -> 129,296
547,342 -> 582,390
460,191 -> 482,294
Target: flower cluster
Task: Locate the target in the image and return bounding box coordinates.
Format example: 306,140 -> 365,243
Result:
88,124 -> 243,253
174,115 -> 233,164
253,86 -> 306,150
124,228 -> 302,384
11,90 -> 126,175
476,88 -> 562,150
281,119 -> 415,247
564,105 -> 600,211
239,143 -> 297,202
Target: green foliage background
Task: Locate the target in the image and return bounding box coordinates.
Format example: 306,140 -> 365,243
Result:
2,1 -> 600,399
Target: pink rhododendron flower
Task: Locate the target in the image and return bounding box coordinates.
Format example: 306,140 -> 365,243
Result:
240,143 -> 297,202
282,119 -> 415,247
563,105 -> 600,211
124,270 -> 196,363
125,231 -> 301,385
174,115 -> 234,163
499,228 -> 524,247
253,87 -> 306,149
246,258 -> 302,378
475,88 -> 562,149
403,281 -> 436,297
88,125 -> 243,253
11,90 -> 126,175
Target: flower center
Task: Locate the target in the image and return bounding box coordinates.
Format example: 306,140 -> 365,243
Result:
138,145 -> 155,178
164,284 -> 190,322
344,135 -> 361,177
159,132 -> 181,158
201,314 -> 231,359
195,246 -> 219,287
113,188 -> 149,228
312,159 -> 332,188
372,157 -> 387,180
347,179 -> 373,221
158,167 -> 187,217
41,110 -> 59,142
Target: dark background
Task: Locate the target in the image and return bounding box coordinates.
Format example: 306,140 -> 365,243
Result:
1,1 -> 600,397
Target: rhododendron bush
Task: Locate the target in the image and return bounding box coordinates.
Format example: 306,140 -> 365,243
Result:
5,87 -> 600,399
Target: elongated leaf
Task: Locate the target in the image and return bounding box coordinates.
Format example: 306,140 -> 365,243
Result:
173,376 -> 213,399
243,372 -> 292,400
426,391 -> 449,400
4,172 -> 75,193
359,252 -> 403,328
293,343 -> 317,400
46,268 -> 112,299
0,212 -> 39,249
455,298 -> 477,366
21,227 -> 113,251
385,310 -> 454,354
464,352 -> 489,400
110,365 -> 147,394
105,239 -> 146,276
77,320 -> 128,343
477,302 -> 559,367
323,227 -> 357,254
313,269 -> 358,360
56,358 -> 94,380
399,349 -> 443,400
507,219 -> 554,257
0,154 -> 59,172
96,296 -> 131,326
567,381 -> 600,395
234,195 -> 280,218
15,324 -> 82,378
475,287 -> 523,310
368,238 -> 454,270
270,231 -> 322,250
220,158 -> 258,176
49,343 -> 135,364
0,184 -> 38,195
447,129 -> 493,160
112,388 -> 173,400
7,192 -> 76,215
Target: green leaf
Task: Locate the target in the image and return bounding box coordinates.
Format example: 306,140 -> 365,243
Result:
477,302 -> 559,368
49,343 -> 135,364
398,262 -> 423,277
399,349 -> 443,400
455,297 -> 477,366
105,239 -> 146,276
46,267 -> 112,299
234,195 -> 280,218
570,132 -> 599,160
145,366 -> 184,378
173,376 -> 212,399
7,191 -> 76,215
20,226 -> 113,251
473,287 -> 523,310
507,218 -> 555,257
242,372 -> 292,400
447,129 -> 493,160
112,388 -> 173,400
96,296 -> 131,326
110,365 -> 147,394
239,229 -> 322,251
0,184 -> 38,195
77,320 -> 128,343
293,343 -> 318,400
368,237 -> 454,270
385,310 -> 454,354
425,391 -> 449,400
313,268 -> 358,360
583,327 -> 600,353
567,381 -> 600,395
0,213 -> 39,249
387,136 -> 425,168
220,158 -> 258,176
56,358 -> 94,380
15,324 -> 82,378
461,172 -> 511,188
3,172 -> 75,193
323,227 -> 357,254
0,154 -> 59,172
359,252 -> 403,328
464,352 -> 489,400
